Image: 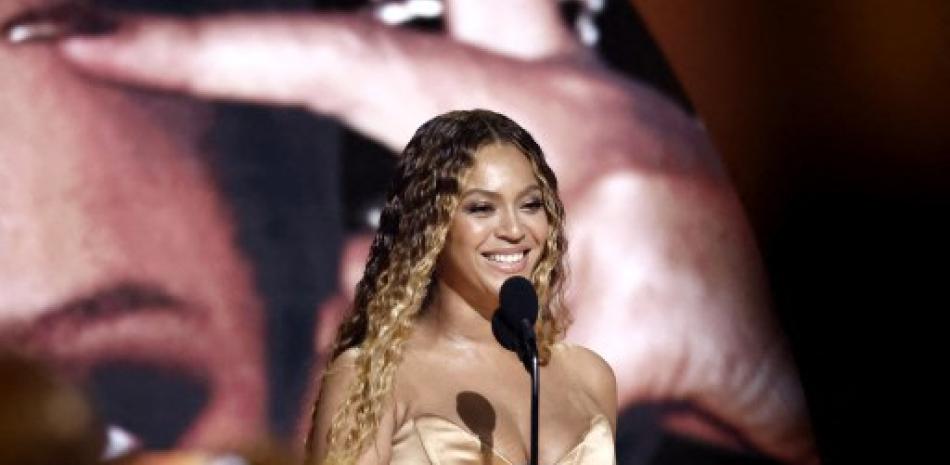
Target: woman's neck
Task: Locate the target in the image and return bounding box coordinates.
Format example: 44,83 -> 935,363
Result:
415,281 -> 500,349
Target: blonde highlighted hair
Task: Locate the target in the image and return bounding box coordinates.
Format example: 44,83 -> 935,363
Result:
306,109 -> 570,464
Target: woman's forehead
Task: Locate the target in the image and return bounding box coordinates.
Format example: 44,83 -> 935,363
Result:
463,144 -> 537,190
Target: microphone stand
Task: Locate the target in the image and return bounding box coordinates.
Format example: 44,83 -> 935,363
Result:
520,319 -> 540,465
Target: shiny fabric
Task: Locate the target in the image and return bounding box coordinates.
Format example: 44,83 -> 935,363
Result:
390,413 -> 615,465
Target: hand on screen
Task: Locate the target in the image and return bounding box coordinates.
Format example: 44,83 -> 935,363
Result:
46,0 -> 815,462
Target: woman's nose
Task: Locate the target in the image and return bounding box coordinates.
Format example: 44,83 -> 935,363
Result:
495,209 -> 526,242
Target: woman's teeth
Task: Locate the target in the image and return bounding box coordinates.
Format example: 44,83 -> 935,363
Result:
486,252 -> 525,263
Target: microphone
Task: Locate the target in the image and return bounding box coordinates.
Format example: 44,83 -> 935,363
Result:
491,276 -> 541,465
492,276 -> 539,362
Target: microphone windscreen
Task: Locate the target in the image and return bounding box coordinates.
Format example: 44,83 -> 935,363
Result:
498,276 -> 539,329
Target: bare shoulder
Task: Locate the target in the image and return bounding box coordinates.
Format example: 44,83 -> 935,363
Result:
554,343 -> 618,428
308,348 -> 359,459
555,343 -> 616,388
308,347 -> 395,465
315,347 -> 362,407
324,347 -> 361,381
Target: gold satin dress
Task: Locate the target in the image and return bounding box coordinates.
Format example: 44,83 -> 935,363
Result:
388,413 -> 615,465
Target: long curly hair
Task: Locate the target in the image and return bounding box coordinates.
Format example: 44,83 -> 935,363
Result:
307,109 -> 570,464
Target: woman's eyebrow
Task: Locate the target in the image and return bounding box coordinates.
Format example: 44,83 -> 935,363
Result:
520,185 -> 542,195
38,281 -> 189,322
460,185 -> 542,199
7,281 -> 194,338
0,280 -> 200,347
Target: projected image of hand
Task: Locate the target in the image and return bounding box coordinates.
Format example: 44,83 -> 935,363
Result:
17,0 -> 819,462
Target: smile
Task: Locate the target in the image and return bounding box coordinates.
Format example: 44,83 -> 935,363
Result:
482,250 -> 529,272
486,252 -> 526,263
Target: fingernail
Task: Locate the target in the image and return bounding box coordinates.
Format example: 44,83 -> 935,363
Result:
100,424 -> 142,461
3,1 -> 118,44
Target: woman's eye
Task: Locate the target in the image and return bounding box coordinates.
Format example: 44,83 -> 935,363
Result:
522,200 -> 544,212
465,203 -> 494,214
87,361 -> 209,449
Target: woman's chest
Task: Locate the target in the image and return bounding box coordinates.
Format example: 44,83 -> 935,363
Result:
392,363 -> 603,464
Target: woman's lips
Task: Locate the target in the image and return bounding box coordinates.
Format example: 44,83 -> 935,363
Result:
482,250 -> 529,273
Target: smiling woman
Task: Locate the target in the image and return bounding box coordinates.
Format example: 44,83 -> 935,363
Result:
306,110 -> 614,465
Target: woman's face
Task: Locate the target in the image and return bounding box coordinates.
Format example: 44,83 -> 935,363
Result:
0,0 -> 266,449
436,143 -> 550,311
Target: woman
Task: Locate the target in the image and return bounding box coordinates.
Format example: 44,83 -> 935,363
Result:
307,109 -> 617,465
